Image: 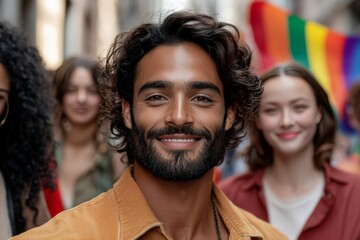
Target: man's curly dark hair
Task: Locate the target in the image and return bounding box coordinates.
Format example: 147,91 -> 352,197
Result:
0,22 -> 54,234
99,11 -> 262,164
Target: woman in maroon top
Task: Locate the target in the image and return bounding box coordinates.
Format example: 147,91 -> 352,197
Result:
219,62 -> 360,240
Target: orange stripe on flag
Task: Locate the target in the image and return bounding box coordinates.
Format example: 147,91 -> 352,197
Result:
263,2 -> 291,62
325,31 -> 347,115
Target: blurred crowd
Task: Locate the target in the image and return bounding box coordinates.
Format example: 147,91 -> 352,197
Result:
1,7 -> 360,240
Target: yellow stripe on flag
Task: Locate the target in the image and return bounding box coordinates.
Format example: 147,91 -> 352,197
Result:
305,22 -> 333,101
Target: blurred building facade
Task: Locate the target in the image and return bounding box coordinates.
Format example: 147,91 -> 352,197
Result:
0,0 -> 359,70
0,0 -> 114,69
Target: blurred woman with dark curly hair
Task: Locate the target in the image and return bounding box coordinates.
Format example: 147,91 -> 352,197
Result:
0,22 -> 54,238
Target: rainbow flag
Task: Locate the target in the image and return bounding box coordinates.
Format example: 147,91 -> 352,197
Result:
249,1 -> 360,130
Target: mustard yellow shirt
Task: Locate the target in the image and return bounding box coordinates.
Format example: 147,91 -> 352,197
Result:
10,167 -> 287,240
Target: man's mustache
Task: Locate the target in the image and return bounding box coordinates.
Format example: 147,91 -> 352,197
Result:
146,125 -> 211,140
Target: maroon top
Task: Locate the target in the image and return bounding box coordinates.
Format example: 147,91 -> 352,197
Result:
218,163 -> 360,240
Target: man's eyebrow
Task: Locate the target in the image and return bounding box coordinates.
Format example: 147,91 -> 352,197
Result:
138,80 -> 173,94
137,80 -> 221,95
188,81 -> 221,95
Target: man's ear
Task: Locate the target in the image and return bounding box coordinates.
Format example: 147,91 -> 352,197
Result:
122,100 -> 132,129
225,105 -> 236,131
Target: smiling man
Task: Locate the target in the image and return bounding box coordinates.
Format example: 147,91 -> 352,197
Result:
126,43 -> 230,182
11,11 -> 287,240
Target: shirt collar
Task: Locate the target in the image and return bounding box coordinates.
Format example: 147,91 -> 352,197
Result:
323,162 -> 349,186
113,167 -> 265,239
213,184 -> 264,239
112,167 -> 163,240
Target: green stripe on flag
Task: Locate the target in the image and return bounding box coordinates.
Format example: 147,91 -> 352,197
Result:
288,15 -> 310,68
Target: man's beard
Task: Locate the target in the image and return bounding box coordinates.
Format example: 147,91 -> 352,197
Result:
127,118 -> 226,181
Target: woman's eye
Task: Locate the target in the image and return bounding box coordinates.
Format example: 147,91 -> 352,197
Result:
66,88 -> 77,93
294,105 -> 307,111
262,108 -> 277,114
88,87 -> 99,95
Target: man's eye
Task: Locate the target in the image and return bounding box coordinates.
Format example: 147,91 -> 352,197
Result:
147,95 -> 167,101
193,96 -> 212,102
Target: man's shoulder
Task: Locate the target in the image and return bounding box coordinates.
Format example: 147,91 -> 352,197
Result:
10,189 -> 118,240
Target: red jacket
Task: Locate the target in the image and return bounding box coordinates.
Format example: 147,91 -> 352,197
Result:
218,163 -> 360,240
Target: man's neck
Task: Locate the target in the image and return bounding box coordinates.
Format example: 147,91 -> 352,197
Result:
132,162 -> 223,240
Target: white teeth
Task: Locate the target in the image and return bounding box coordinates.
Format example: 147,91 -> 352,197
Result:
161,139 -> 195,142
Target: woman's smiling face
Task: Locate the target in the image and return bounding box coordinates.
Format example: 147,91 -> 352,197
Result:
257,75 -> 322,157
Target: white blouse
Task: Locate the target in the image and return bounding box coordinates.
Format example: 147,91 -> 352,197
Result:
263,176 -> 325,240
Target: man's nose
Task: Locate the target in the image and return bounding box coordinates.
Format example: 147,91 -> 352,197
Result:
165,97 -> 194,127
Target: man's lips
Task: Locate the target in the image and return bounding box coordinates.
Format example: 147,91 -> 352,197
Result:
277,131 -> 299,140
160,138 -> 196,142
157,134 -> 202,140
156,134 -> 202,149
